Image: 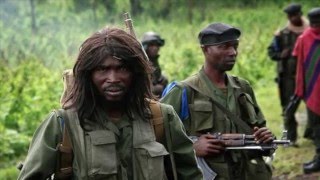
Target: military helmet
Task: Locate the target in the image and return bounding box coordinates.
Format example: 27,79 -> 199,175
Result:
141,32 -> 165,48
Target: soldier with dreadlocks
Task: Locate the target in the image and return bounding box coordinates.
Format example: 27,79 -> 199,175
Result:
18,27 -> 202,180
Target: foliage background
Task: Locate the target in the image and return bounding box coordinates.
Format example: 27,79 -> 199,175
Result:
0,0 -> 319,179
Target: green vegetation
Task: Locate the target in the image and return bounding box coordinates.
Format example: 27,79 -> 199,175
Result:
0,0 -> 317,179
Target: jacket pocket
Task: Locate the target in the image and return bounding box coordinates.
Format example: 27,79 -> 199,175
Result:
133,141 -> 169,180
245,157 -> 272,180
189,100 -> 213,132
86,130 -> 117,178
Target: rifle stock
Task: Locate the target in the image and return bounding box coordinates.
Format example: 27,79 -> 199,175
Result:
123,12 -> 136,38
283,95 -> 300,117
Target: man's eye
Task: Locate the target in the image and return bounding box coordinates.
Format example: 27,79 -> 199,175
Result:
119,66 -> 129,72
95,67 -> 107,72
219,44 -> 228,49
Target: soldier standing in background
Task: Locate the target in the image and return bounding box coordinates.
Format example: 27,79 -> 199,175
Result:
267,3 -> 309,146
141,32 -> 168,97
292,7 -> 320,174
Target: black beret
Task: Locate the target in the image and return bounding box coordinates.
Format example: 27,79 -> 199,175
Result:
308,7 -> 320,24
283,3 -> 302,15
198,23 -> 241,46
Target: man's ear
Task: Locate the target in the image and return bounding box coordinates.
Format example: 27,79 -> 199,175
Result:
201,45 -> 207,53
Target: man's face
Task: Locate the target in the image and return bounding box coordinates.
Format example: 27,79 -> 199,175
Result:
311,21 -> 320,28
204,40 -> 239,72
146,43 -> 161,58
288,13 -> 302,26
91,56 -> 133,102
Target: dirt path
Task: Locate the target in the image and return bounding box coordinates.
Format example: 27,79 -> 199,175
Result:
273,173 -> 320,180
272,111 -> 320,179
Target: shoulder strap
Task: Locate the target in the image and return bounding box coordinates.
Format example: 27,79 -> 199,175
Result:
179,82 -> 194,121
232,76 -> 249,93
55,109 -> 73,179
60,69 -> 73,108
149,100 -> 164,142
166,82 -> 194,121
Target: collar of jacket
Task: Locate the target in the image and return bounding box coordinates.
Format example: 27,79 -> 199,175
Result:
183,67 -> 240,99
286,16 -> 309,34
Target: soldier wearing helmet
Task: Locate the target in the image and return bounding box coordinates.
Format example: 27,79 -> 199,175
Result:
141,31 -> 168,97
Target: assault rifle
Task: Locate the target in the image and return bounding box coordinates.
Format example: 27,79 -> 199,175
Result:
283,94 -> 300,118
190,130 -> 290,180
212,130 -> 290,150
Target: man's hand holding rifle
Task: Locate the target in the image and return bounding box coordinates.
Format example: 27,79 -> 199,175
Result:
192,128 -> 290,157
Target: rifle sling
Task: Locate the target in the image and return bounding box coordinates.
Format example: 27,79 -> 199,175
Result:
55,109 -> 73,179
149,100 -> 165,142
209,98 -> 253,134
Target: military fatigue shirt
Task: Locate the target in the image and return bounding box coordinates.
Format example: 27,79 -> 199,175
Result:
161,68 -> 271,180
18,103 -> 202,180
268,23 -> 307,78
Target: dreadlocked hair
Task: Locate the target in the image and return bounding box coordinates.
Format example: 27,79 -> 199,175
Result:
65,27 -> 154,124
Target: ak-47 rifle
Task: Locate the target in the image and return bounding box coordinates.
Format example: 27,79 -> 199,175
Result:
190,130 -> 290,180
123,12 -> 149,61
283,94 -> 301,118
211,130 -> 290,150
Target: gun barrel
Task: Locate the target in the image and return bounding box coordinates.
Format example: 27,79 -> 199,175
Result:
273,139 -> 290,144
216,133 -> 254,140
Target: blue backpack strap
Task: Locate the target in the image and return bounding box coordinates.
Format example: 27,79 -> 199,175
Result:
180,87 -> 189,120
161,81 -> 189,121
161,81 -> 177,98
273,36 -> 280,52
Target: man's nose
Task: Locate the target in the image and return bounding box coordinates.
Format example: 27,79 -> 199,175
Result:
107,71 -> 120,82
228,47 -> 237,56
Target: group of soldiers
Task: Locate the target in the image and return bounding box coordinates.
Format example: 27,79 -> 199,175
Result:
267,3 -> 320,174
18,3 -> 320,180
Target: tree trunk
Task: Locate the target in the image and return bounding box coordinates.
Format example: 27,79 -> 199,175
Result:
103,0 -> 115,23
29,0 -> 37,34
130,0 -> 143,16
187,0 -> 193,24
91,0 -> 98,28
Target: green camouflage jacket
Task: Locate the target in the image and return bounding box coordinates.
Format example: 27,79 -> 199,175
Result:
161,68 -> 272,180
18,103 -> 202,180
